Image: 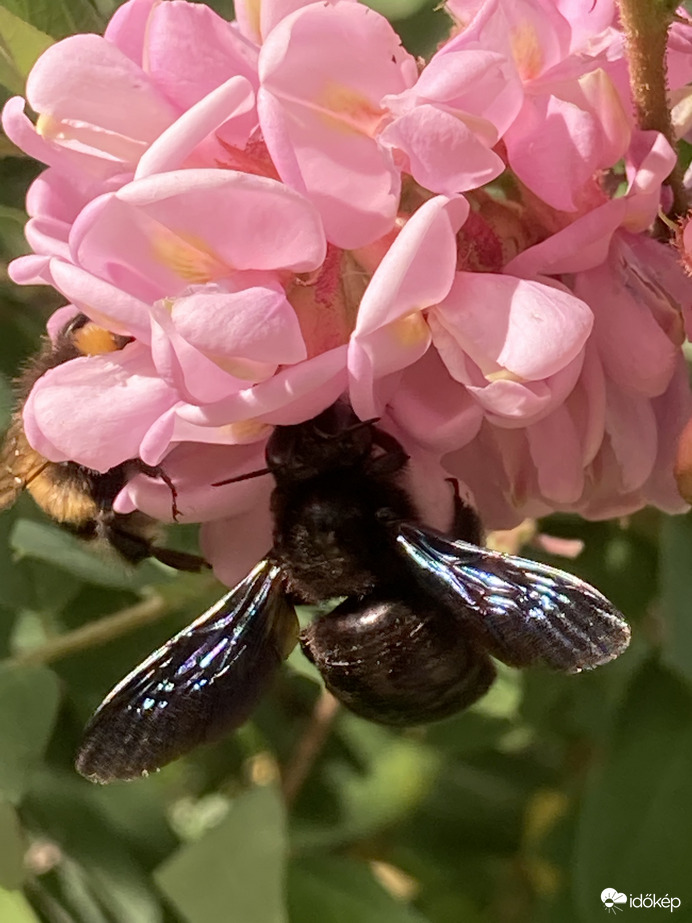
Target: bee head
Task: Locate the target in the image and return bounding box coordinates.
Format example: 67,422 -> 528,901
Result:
266,402 -> 375,483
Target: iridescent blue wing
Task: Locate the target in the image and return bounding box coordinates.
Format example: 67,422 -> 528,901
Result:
77,560 -> 295,783
395,524 -> 630,673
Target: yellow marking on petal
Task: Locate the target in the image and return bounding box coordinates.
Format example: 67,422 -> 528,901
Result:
35,113 -> 63,140
207,354 -> 275,380
317,81 -> 386,137
485,368 -> 524,383
150,229 -> 230,284
389,311 -> 429,347
244,0 -> 262,40
216,419 -> 273,444
510,23 -> 543,82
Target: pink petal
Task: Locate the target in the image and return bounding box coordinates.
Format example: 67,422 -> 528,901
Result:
23,343 -> 178,470
504,94 -> 599,211
104,0 -> 158,63
356,197 -> 469,335
380,106 -> 505,194
202,501 -> 274,588
563,344 -> 606,466
146,1 -> 259,111
178,345 -> 348,426
526,406 -> 584,503
390,349 -> 484,453
149,299 -> 246,404
8,254 -> 55,286
2,96 -> 119,180
70,171 -> 327,300
603,382 -> 657,492
258,2 -> 416,247
119,440 -> 270,523
466,355 -> 583,424
506,199 -> 626,276
172,286 -> 306,366
135,76 -> 256,178
382,416 -> 457,533
623,130 -> 677,231
24,217 -> 70,261
433,273 -> 593,381
46,306 -> 80,341
576,256 -> 679,398
446,0 -> 572,80
49,261 -> 152,340
647,357 -> 692,512
27,35 -> 178,157
138,407 -> 274,465
348,196 -> 468,418
387,48 -> 523,140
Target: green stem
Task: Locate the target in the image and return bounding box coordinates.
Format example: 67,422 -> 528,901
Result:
10,594 -> 169,666
8,574 -> 219,666
617,0 -> 688,217
281,689 -> 340,807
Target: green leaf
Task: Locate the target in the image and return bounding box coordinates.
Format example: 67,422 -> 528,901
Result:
573,660 -> 692,919
0,888 -> 40,923
0,6 -> 52,94
10,519 -> 173,590
23,770 -> 166,923
288,855 -> 430,923
0,514 -> 36,617
155,785 -> 287,923
0,663 -> 60,803
659,513 -> 692,683
365,0 -> 433,18
0,0 -> 104,42
293,716 -> 440,851
0,204 -> 29,260
0,800 -> 25,889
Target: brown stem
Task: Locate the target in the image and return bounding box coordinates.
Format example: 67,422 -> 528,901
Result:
281,689 -> 340,807
617,0 -> 688,218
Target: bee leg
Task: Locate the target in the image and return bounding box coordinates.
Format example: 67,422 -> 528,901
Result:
150,547 -> 210,572
134,462 -> 182,522
446,477 -> 484,546
366,429 -> 409,476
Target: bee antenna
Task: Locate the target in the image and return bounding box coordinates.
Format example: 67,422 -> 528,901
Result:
212,467 -> 273,487
313,416 -> 379,440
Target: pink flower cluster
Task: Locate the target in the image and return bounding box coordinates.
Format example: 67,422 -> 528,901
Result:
4,0 -> 692,583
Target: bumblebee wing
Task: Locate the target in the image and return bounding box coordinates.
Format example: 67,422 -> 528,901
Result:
76,559 -> 295,783
395,524 -> 630,673
0,417 -> 47,511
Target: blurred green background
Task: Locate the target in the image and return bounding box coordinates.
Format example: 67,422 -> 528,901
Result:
1,1 -> 692,921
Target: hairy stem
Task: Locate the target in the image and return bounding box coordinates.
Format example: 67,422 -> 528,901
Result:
617,0 -> 688,217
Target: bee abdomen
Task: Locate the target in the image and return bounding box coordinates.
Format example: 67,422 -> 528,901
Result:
300,593 -> 496,725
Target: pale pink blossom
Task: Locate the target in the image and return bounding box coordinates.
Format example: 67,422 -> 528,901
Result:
446,0 -> 632,210
348,195 -> 469,419
2,36 -> 178,181
258,2 -> 521,247
4,0 -> 692,584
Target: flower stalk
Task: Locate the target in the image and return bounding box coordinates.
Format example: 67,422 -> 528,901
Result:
618,0 -> 688,217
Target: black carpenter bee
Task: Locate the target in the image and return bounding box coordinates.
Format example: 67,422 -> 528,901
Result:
76,401 -> 630,783
0,314 -> 205,571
